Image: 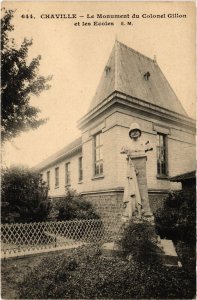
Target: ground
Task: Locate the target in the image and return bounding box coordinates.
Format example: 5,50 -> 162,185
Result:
1,251 -> 67,299
1,243 -> 195,299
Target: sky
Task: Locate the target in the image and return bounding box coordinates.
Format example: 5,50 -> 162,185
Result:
2,1 -> 196,168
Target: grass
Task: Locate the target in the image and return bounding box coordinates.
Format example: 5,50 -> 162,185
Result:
1,250 -> 68,299
1,244 -> 195,299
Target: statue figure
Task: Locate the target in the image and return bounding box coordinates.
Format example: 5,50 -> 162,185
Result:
121,123 -> 153,222
102,123 -> 179,266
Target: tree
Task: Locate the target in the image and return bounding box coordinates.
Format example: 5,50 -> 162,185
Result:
1,166 -> 51,223
1,9 -> 52,143
56,188 -> 100,221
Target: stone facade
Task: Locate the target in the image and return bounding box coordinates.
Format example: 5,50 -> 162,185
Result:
82,190 -> 123,222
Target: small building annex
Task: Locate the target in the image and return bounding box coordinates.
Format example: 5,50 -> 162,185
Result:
35,41 -> 195,219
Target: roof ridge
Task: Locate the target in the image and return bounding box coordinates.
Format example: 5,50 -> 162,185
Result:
117,40 -> 155,63
155,63 -> 188,116
34,136 -> 82,171
115,40 -> 118,90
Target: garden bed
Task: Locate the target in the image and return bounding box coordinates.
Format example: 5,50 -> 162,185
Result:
3,243 -> 195,299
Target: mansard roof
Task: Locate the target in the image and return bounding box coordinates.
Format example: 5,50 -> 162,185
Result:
34,137 -> 82,171
88,40 -> 187,117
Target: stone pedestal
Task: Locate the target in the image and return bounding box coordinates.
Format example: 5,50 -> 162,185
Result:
157,239 -> 181,266
101,221 -> 181,267
101,242 -> 126,257
131,155 -> 152,217
101,239 -> 181,267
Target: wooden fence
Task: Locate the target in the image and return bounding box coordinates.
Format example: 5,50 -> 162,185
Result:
1,219 -> 121,258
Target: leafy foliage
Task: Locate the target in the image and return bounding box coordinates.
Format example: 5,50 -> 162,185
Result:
155,190 -> 196,243
19,244 -> 196,299
155,190 -> 196,272
1,166 -> 51,223
54,188 -> 100,221
119,220 -> 163,264
1,9 -> 52,142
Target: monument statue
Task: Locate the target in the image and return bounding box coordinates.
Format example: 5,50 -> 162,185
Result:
121,123 -> 153,222
101,124 -> 180,267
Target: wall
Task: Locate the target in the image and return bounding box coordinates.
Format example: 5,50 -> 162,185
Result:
168,129 -> 195,176
41,105 -> 195,202
41,151 -> 83,197
81,190 -> 168,221
82,190 -> 123,222
48,189 -> 168,224
110,109 -> 195,192
149,192 -> 168,213
81,123 -> 119,193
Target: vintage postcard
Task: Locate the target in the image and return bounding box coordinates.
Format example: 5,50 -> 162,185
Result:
1,1 -> 196,299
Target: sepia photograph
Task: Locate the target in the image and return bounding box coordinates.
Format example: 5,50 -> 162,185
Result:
1,1 -> 196,299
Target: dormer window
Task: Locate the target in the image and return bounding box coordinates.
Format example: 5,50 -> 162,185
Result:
105,66 -> 111,74
144,71 -> 150,81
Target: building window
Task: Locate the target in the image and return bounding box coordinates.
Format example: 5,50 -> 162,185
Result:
55,167 -> 59,188
78,157 -> 83,182
157,133 -> 168,176
65,162 -> 71,185
47,171 -> 50,189
94,132 -> 103,176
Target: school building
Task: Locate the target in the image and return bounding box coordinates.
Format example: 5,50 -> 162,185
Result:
35,41 -> 195,219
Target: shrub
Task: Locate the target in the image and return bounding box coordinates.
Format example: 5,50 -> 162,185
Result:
1,166 -> 51,223
19,243 -> 196,299
56,188 -> 100,221
155,190 -> 196,243
54,189 -> 102,240
119,219 -> 163,264
155,190 -> 196,271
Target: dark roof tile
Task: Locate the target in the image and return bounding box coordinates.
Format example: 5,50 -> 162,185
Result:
170,170 -> 196,182
88,41 -> 187,116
